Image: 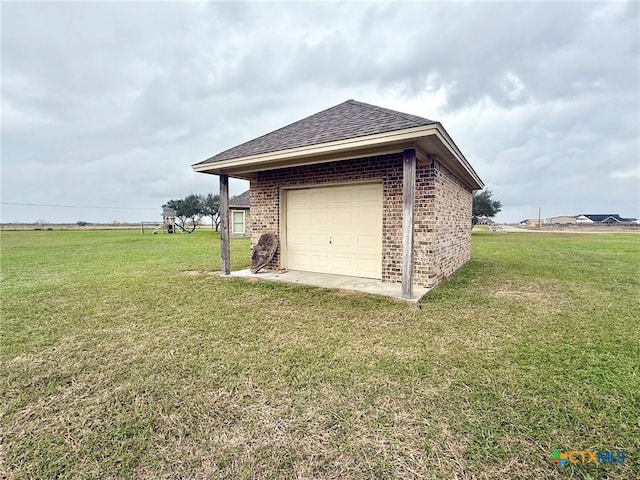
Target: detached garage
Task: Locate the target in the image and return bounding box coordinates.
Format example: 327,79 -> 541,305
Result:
193,100 -> 484,298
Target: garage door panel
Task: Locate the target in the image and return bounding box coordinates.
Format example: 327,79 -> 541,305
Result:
288,190 -> 309,207
330,210 -> 353,226
331,234 -> 354,248
289,254 -> 330,270
286,183 -> 382,279
333,189 -> 354,204
287,233 -> 308,246
311,212 -> 329,225
288,212 -> 310,227
310,234 -> 328,247
357,234 -> 379,249
287,253 -> 306,263
311,190 -> 330,204
357,210 -> 380,228
309,254 -> 330,268
356,258 -> 380,276
331,254 -> 354,265
358,186 -> 383,202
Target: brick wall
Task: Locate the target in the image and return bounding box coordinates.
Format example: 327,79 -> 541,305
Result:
432,160 -> 473,284
414,162 -> 438,287
247,153 -> 472,288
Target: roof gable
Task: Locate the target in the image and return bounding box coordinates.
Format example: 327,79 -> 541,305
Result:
229,190 -> 250,207
196,100 -> 435,165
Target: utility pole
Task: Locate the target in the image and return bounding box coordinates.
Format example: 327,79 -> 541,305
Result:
538,207 -> 542,229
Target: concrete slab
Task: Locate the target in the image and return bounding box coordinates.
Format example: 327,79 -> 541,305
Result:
227,269 -> 429,303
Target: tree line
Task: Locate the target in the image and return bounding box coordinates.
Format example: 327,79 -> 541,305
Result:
164,194 -> 221,231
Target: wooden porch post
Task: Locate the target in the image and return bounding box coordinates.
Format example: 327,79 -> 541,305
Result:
401,148 -> 416,298
220,174 -> 230,275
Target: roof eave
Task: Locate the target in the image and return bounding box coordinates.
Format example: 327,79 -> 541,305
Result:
432,123 -> 484,190
192,125 -> 436,170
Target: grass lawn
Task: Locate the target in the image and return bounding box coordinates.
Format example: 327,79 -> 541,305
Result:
1,229 -> 638,479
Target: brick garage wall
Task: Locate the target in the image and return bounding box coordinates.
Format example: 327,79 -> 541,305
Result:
414,162 -> 438,287
432,160 -> 473,283
247,153 -> 471,288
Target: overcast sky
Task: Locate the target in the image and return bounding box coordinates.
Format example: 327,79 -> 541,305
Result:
1,1 -> 639,224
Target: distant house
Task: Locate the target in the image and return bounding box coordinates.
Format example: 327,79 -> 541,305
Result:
475,216 -> 495,225
548,215 -> 577,225
229,190 -> 250,237
577,214 -> 636,225
519,219 -> 542,228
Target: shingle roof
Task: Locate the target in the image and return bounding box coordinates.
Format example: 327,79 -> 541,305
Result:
228,190 -> 250,207
196,100 -> 436,165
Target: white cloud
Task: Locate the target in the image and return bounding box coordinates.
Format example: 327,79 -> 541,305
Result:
610,167 -> 640,180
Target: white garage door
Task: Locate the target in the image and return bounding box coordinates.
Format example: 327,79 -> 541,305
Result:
285,183 -> 383,279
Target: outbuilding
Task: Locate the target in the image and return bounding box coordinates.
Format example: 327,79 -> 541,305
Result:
193,100 -> 484,298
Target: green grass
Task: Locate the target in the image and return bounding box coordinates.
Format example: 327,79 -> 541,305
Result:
1,229 -> 638,479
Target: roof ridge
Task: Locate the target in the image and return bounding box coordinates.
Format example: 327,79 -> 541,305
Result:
347,99 -> 433,126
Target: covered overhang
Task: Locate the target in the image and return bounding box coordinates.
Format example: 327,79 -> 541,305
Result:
192,123 -> 484,191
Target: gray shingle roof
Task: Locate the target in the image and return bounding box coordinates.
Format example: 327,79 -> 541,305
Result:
228,190 -> 250,207
196,100 -> 436,165
580,214 -> 636,222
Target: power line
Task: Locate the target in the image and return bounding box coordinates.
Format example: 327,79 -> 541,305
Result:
0,202 -> 157,210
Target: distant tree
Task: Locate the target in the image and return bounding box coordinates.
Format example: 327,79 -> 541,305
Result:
472,189 -> 502,226
202,193 -> 221,231
76,221 -> 89,227
182,194 -> 205,230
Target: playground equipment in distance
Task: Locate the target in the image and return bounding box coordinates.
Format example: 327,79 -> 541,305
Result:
140,207 -> 192,234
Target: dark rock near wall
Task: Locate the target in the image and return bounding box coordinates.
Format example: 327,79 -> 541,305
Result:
250,233 -> 278,274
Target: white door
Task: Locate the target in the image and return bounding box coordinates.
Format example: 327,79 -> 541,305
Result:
285,183 -> 383,279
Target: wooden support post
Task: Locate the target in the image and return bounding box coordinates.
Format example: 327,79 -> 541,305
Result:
401,148 -> 416,299
220,174 -> 230,275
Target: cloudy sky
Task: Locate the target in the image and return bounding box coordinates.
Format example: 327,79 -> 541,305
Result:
1,1 -> 638,224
